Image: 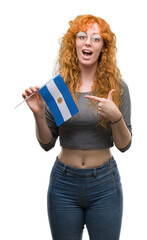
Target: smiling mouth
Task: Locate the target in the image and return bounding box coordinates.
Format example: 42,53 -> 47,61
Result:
82,50 -> 93,56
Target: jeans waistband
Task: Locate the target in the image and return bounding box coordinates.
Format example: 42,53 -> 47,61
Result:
54,156 -> 116,177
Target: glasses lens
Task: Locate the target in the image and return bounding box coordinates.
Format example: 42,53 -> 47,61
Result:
76,32 -> 87,41
91,34 -> 102,42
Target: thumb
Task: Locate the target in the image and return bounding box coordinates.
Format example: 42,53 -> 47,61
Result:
107,89 -> 115,101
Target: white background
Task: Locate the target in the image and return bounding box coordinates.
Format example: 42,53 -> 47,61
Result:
0,0 -> 146,239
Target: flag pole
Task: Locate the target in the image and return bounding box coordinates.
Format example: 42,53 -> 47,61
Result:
14,91 -> 37,109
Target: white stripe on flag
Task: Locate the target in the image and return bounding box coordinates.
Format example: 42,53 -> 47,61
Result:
46,78 -> 72,121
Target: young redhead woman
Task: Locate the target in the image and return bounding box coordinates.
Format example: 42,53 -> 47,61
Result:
22,15 -> 132,240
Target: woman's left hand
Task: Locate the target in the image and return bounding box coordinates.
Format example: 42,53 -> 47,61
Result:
85,89 -> 122,122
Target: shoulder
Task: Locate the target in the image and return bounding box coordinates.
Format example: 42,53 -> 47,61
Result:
120,79 -> 130,96
119,79 -> 131,109
120,79 -> 129,90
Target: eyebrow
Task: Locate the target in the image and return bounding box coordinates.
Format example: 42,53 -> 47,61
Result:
77,32 -> 101,35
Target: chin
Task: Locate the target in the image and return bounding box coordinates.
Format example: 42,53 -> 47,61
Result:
79,59 -> 98,68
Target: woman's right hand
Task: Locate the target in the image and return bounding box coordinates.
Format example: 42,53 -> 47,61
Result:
22,86 -> 45,115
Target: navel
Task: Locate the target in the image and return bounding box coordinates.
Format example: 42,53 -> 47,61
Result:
82,158 -> 85,166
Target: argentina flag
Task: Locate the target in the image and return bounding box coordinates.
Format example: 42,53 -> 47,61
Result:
39,74 -> 79,127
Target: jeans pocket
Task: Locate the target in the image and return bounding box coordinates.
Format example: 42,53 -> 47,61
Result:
50,166 -> 66,181
94,168 -> 114,186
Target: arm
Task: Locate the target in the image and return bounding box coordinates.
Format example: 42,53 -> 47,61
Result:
85,80 -> 132,152
110,81 -> 132,151
34,111 -> 53,144
37,105 -> 59,151
110,116 -> 132,151
22,86 -> 58,151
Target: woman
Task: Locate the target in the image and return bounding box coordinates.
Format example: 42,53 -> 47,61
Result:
22,15 -> 132,240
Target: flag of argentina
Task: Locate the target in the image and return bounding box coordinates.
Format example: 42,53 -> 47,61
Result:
39,74 -> 79,127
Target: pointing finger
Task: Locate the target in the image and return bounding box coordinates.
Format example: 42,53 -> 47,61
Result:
84,95 -> 103,102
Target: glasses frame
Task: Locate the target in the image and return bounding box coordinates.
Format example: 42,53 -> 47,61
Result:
76,32 -> 102,43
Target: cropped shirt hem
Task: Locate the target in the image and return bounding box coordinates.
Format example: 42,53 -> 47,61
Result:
60,143 -> 114,150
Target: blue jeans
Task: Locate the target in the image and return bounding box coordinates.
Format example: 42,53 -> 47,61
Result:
47,156 -> 123,240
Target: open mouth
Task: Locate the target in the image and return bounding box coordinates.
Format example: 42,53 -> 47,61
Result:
82,50 -> 93,56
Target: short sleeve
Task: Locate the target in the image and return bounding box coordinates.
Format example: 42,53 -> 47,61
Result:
120,80 -> 132,136
38,105 -> 59,151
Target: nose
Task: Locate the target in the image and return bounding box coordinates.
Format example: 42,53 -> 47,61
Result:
85,36 -> 91,46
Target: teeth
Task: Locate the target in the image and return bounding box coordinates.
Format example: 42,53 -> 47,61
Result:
83,50 -> 92,53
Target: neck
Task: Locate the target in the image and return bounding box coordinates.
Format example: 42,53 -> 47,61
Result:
79,63 -> 97,85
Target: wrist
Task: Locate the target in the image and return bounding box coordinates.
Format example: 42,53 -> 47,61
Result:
109,109 -> 122,122
109,114 -> 123,125
33,110 -> 45,121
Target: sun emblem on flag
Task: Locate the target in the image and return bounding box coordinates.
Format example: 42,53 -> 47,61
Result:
57,97 -> 63,103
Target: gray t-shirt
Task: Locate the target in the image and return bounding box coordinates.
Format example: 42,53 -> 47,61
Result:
39,79 -> 132,152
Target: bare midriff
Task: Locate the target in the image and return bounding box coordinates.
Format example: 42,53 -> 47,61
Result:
58,148 -> 112,169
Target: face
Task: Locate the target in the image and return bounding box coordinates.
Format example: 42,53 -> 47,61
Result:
75,23 -> 104,67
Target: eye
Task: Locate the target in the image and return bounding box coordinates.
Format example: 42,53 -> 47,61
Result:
79,35 -> 86,40
93,37 -> 100,42
76,32 -> 87,41
92,34 -> 102,42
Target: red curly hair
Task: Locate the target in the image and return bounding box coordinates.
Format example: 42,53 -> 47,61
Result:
56,14 -> 123,127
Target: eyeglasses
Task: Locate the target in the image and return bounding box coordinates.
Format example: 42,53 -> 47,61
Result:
76,32 -> 102,43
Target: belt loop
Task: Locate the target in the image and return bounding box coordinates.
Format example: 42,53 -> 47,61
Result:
62,165 -> 67,175
109,158 -> 111,167
93,168 -> 97,178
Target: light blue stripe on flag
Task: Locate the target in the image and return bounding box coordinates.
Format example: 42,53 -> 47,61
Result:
53,74 -> 79,117
39,74 -> 79,127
